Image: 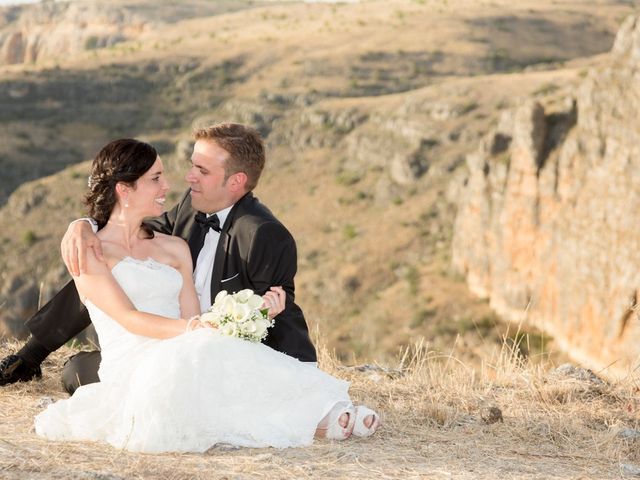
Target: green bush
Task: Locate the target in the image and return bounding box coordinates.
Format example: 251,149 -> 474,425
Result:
533,82 -> 559,96
410,307 -> 437,328
405,266 -> 419,295
85,36 -> 99,50
336,170 -> 362,186
343,224 -> 358,240
23,230 -> 37,246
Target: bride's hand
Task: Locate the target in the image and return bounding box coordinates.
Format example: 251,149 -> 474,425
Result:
61,220 -> 105,276
262,286 -> 286,320
185,317 -> 217,331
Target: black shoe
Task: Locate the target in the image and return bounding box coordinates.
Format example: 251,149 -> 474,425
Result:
0,354 -> 42,386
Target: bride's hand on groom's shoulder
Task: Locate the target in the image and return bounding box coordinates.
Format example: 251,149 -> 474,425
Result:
262,286 -> 286,320
61,220 -> 105,277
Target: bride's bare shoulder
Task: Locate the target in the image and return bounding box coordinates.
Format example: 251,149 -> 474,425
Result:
152,232 -> 188,250
152,233 -> 191,267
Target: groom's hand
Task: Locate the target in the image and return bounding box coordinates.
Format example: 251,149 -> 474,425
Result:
262,287 -> 286,320
61,220 -> 105,276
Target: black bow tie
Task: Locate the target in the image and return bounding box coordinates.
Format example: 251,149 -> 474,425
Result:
194,212 -> 222,232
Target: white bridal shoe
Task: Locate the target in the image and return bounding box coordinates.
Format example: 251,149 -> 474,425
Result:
318,401 -> 357,440
352,406 -> 381,437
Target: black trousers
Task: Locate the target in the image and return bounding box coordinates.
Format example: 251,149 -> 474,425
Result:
27,280 -> 91,351
61,351 -> 101,395
26,280 -> 100,395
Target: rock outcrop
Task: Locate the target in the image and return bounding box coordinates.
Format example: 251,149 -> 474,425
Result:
0,2 -> 147,65
453,15 -> 640,377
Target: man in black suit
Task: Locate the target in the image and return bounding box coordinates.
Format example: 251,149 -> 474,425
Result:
0,123 -> 316,393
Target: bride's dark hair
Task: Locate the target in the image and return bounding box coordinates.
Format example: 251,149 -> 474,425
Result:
85,139 -> 158,236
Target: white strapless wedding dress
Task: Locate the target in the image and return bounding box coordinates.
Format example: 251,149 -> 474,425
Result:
34,257 -> 350,453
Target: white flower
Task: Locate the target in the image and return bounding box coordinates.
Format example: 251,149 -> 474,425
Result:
254,318 -> 269,338
232,303 -> 251,323
221,322 -> 237,336
247,294 -> 264,310
241,321 -> 257,334
234,289 -> 254,303
214,290 -> 229,304
203,288 -> 273,342
220,295 -> 236,315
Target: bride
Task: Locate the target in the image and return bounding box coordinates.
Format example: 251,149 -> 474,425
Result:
34,139 -> 380,453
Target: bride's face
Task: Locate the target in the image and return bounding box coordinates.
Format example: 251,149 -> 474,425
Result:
126,156 -> 170,216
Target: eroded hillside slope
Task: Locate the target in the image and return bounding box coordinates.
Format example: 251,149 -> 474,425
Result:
0,0 -> 635,365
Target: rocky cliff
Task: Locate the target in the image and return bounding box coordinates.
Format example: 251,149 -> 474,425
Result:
0,2 -> 148,65
453,15 -> 640,377
0,0 -> 267,66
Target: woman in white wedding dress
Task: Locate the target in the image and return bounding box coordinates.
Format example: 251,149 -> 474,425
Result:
34,139 -> 379,453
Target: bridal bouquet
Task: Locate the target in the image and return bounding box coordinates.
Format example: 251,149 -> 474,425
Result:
199,289 -> 273,342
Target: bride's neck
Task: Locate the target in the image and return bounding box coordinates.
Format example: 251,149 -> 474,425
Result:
104,207 -> 146,251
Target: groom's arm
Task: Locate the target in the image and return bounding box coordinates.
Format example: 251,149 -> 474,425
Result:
62,190 -> 191,275
246,221 -> 298,299
246,221 -> 316,362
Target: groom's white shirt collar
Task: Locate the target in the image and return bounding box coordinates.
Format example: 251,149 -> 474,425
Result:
194,204 -> 234,313
208,205 -> 232,230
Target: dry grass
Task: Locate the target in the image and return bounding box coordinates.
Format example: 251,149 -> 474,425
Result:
1,337 -> 638,479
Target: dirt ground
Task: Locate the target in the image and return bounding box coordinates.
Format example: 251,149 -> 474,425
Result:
1,340 -> 638,479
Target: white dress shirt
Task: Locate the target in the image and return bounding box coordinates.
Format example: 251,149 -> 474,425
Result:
193,206 -> 233,313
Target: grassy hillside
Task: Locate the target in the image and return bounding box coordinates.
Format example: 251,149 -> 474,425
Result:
0,0 -> 636,365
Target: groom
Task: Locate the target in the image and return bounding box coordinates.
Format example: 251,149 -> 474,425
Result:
0,123 -> 317,393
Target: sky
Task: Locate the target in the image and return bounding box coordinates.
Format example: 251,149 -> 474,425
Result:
0,0 -> 40,5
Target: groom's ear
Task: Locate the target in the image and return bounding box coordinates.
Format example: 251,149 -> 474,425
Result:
228,172 -> 248,193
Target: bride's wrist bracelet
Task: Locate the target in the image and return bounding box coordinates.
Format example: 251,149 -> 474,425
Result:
185,315 -> 200,332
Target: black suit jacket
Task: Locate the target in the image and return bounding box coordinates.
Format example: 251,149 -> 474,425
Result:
26,190 -> 317,362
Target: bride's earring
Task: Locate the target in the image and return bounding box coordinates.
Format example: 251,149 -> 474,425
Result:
118,184 -> 129,208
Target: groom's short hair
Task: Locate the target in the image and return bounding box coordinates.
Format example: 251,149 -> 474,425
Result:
194,123 -> 265,191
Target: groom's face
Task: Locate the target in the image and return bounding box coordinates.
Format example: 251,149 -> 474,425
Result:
186,139 -> 237,214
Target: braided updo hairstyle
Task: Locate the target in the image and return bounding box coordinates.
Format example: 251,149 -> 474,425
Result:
85,139 -> 158,236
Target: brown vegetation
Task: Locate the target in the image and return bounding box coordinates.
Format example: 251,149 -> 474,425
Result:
1,338 -> 638,479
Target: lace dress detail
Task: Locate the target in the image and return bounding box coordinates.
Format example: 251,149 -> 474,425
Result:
34,257 -> 350,452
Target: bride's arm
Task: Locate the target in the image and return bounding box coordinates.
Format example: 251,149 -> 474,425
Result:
168,237 -> 201,319
74,251 -> 193,339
